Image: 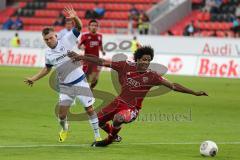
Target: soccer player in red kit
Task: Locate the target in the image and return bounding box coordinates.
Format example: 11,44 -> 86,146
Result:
68,46 -> 208,147
79,19 -> 105,88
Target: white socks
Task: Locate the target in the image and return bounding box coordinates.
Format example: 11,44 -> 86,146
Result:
89,114 -> 101,139
59,117 -> 69,131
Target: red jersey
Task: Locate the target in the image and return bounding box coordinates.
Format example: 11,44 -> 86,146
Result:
111,61 -> 163,109
79,32 -> 102,57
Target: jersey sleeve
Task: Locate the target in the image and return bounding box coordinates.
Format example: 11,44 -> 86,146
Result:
72,28 -> 80,38
110,61 -> 126,72
151,72 -> 164,85
63,28 -> 80,44
45,54 -> 53,68
57,30 -> 64,40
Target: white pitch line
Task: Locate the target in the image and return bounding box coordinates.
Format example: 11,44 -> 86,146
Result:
0,142 -> 240,148
0,144 -> 89,148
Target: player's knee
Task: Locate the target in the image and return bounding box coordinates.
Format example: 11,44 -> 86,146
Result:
90,79 -> 98,88
58,111 -> 67,120
113,114 -> 124,125
85,105 -> 95,115
58,105 -> 69,119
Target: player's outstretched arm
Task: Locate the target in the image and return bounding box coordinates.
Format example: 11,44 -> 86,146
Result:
160,78 -> 208,96
24,67 -> 52,87
64,5 -> 82,32
68,51 -> 111,67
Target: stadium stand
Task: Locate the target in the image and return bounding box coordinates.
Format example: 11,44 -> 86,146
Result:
0,0 -> 158,34
168,0 -> 240,37
1,0 -> 239,37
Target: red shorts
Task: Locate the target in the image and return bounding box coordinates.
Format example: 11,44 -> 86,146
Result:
83,62 -> 101,76
98,99 -> 139,124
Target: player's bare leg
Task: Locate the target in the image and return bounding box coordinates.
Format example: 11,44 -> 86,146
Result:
110,114 -> 123,141
99,122 -> 112,134
90,79 -> 98,89
92,114 -> 124,147
88,72 -> 99,89
58,105 -> 70,142
99,122 -> 121,142
85,105 -> 101,141
90,72 -> 99,89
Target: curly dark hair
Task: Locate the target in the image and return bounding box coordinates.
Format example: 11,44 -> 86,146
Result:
133,46 -> 154,62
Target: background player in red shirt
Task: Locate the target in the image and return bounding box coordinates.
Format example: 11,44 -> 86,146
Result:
78,19 -> 105,89
68,46 -> 208,147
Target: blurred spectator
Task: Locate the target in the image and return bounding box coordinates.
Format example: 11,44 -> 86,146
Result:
57,18 -> 74,39
54,11 -> 66,26
2,17 -> 14,30
142,12 -> 150,35
14,16 -> 23,30
59,11 -> 66,25
10,33 -> 20,47
138,12 -> 150,35
203,0 -> 214,12
230,15 -> 240,36
128,4 -> 139,34
53,17 -> 65,26
129,4 -> 139,19
85,10 -> 95,19
210,0 -> 222,14
235,3 -> 240,18
137,13 -> 144,34
85,3 -> 105,19
128,16 -> 134,34
94,3 -> 105,18
183,21 -> 196,36
131,36 -> 141,53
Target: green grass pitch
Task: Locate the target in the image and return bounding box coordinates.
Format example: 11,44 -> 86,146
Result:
0,66 -> 239,160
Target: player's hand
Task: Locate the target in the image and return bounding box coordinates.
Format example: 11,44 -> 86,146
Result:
137,43 -> 142,49
67,51 -> 83,62
194,91 -> 208,96
78,44 -> 85,50
24,78 -> 34,87
64,5 -> 77,19
67,51 -> 78,58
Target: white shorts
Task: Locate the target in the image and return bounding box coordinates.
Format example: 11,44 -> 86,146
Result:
58,78 -> 95,108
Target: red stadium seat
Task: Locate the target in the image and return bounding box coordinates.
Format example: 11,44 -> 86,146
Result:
104,12 -> 129,20
216,31 -> 226,37
24,25 -> 64,31
135,4 -> 153,10
201,31 -> 214,37
104,4 -> 131,11
196,12 -> 210,21
24,25 -> 45,31
221,22 -> 232,30
21,17 -> 55,25
171,29 -> 183,36
54,0 -> 159,3
35,10 -> 59,17
3,0 -> 157,34
114,21 -> 128,28
99,28 -> 117,34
